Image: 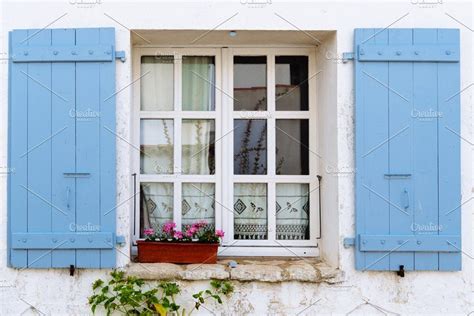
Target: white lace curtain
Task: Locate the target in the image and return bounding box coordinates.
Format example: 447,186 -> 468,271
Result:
233,183 -> 309,240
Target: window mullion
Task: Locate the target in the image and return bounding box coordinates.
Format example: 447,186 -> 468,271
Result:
267,54 -> 276,241
174,53 -> 183,228
267,55 -> 276,178
174,179 -> 182,229
222,48 -> 234,243
214,50 -> 223,232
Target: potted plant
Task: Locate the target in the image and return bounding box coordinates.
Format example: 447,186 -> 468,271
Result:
136,220 -> 225,264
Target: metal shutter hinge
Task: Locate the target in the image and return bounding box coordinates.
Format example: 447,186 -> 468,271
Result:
342,52 -> 354,63
343,237 -> 355,248
115,51 -> 126,62
116,235 -> 126,246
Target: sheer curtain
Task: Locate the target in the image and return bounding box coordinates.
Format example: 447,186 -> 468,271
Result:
182,56 -> 215,111
140,56 -> 173,111
181,183 -> 215,230
233,183 -> 268,239
141,56 -> 216,235
276,184 -> 309,240
182,120 -> 214,175
140,183 -> 173,237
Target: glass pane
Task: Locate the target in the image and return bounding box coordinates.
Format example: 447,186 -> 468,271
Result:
276,119 -> 309,175
233,56 -> 267,111
276,183 -> 309,240
182,183 -> 215,230
182,56 -> 215,111
275,56 -> 308,111
234,119 -> 267,175
140,119 -> 174,174
234,183 -> 267,240
140,56 -> 174,111
182,120 -> 215,175
140,183 -> 173,238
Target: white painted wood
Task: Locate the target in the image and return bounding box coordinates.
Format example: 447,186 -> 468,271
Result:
133,46 -> 319,254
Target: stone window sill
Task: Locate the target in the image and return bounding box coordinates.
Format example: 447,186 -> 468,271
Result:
126,258 -> 343,284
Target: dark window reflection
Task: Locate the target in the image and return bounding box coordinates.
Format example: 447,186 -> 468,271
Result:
276,119 -> 309,175
234,119 -> 267,174
275,56 -> 308,111
234,56 -> 267,111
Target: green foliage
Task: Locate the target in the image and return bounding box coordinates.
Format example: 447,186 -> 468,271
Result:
197,229 -> 220,243
89,270 -> 234,315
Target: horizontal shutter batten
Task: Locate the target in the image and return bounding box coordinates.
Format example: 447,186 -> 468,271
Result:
359,235 -> 460,252
358,43 -> 459,62
12,233 -> 115,249
12,45 -> 115,62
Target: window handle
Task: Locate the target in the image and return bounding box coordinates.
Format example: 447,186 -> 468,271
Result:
402,188 -> 409,209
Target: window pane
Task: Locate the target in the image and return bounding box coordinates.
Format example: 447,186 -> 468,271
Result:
276,119 -> 309,175
140,183 -> 173,238
234,119 -> 267,175
234,183 -> 268,240
234,56 -> 267,111
275,56 -> 308,111
182,183 -> 215,230
182,56 -> 215,111
276,183 -> 309,240
140,119 -> 174,174
141,56 -> 174,111
182,119 -> 215,175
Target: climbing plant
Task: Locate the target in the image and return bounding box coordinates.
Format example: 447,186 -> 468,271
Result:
88,270 -> 234,316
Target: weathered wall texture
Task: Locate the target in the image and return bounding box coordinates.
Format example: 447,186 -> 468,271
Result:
0,1 -> 473,315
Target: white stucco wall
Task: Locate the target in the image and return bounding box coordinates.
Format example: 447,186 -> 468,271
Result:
0,0 -> 473,314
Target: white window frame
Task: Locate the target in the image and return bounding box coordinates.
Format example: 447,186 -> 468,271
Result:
132,47 -> 222,236
132,46 -> 319,257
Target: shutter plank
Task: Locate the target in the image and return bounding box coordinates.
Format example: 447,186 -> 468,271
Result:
437,29 -> 461,270
51,29 -> 76,268
99,28 -> 116,268
358,28 -> 391,270
75,29 -> 101,268
9,30 -> 28,268
27,29 -> 52,268
412,29 -> 439,270
387,28 -> 415,271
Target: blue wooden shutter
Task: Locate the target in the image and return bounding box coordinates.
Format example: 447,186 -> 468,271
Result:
8,28 -> 118,268
354,28 -> 461,271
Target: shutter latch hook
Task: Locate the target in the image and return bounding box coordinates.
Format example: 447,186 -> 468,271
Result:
69,264 -> 75,277
396,265 -> 405,277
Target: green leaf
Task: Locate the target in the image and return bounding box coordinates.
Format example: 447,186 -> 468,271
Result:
104,297 -> 114,309
92,279 -> 104,290
170,302 -> 180,311
210,280 -> 221,289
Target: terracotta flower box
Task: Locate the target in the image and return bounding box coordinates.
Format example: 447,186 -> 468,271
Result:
137,240 -> 219,264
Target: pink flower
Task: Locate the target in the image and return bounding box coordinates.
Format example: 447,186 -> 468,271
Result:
162,221 -> 176,234
174,231 -> 183,240
143,228 -> 155,236
192,220 -> 208,229
215,230 -> 225,238
185,226 -> 198,237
